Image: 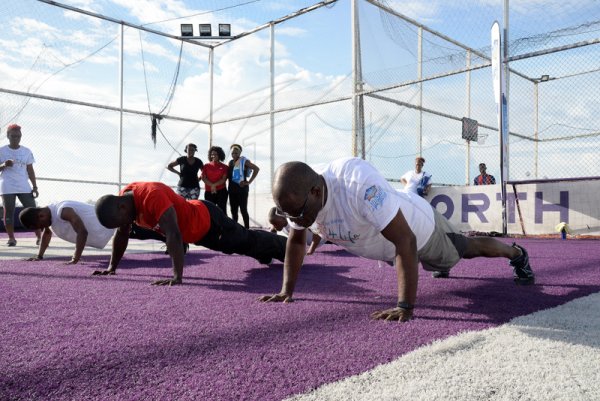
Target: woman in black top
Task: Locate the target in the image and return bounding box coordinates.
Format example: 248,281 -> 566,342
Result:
166,143 -> 204,200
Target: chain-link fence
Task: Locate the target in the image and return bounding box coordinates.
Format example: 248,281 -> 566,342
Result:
362,0 -> 600,186
1,0 -> 598,227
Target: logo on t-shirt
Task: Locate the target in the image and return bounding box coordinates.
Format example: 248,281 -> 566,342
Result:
364,185 -> 387,211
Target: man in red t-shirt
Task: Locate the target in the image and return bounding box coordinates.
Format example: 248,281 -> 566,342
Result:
93,182 -> 286,285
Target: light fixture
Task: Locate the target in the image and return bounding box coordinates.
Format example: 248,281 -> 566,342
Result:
199,24 -> 212,37
540,74 -> 550,82
219,23 -> 231,37
180,24 -> 193,37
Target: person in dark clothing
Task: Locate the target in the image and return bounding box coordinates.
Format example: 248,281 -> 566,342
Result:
166,143 -> 204,200
227,144 -> 259,229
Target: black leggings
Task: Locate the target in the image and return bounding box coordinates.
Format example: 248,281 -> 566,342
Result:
196,201 -> 286,264
204,188 -> 228,216
228,187 -> 249,229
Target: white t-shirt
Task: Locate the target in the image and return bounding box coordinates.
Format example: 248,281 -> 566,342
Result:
0,145 -> 35,195
277,225 -> 319,248
401,169 -> 432,194
290,157 -> 435,262
47,201 -> 115,249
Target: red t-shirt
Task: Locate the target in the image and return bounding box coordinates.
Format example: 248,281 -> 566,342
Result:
202,162 -> 229,190
121,182 -> 210,243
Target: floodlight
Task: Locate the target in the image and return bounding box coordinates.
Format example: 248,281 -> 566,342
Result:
180,24 -> 193,37
219,24 -> 231,37
540,75 -> 550,82
199,24 -> 212,37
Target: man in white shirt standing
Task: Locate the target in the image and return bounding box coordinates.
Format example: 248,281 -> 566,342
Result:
260,157 -> 534,322
401,156 -> 432,197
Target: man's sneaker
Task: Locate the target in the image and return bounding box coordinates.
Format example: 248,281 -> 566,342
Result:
509,243 -> 535,285
432,270 -> 449,278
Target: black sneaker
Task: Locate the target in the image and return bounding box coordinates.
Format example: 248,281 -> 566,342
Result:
432,271 -> 449,278
510,243 -> 535,285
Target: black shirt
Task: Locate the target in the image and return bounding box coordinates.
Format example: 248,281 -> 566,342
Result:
176,156 -> 203,188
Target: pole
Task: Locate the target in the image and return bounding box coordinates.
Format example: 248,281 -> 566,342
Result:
418,26 -> 423,156
491,21 -> 508,235
209,48 -> 214,148
351,0 -> 365,158
465,50 -> 471,185
118,23 -> 124,192
502,0 -> 510,235
270,22 -> 275,189
534,82 -> 539,178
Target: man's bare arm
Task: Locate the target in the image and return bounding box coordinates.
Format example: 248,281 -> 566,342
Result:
60,207 -> 88,264
306,233 -> 322,255
259,227 -> 306,303
93,223 -> 130,275
152,206 -> 184,286
25,227 -> 52,261
371,209 -> 419,322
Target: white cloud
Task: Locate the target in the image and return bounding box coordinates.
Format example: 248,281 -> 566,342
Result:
276,26 -> 308,37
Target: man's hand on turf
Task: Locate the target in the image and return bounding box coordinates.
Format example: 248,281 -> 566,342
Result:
151,278 -> 182,286
371,306 -> 414,322
258,293 -> 293,303
92,269 -> 116,276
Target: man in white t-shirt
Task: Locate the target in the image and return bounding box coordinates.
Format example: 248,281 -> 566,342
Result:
260,157 -> 534,322
19,201 -> 171,264
401,156 -> 432,197
18,201 -> 117,264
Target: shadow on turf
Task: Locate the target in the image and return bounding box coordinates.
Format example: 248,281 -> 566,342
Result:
194,262 -> 378,299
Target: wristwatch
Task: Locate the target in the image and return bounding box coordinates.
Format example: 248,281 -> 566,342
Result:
396,301 -> 414,310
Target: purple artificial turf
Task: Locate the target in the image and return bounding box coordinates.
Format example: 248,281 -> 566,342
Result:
1,238 -> 599,401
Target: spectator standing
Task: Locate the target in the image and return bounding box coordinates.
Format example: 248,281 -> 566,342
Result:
201,146 -> 229,215
166,143 -> 204,200
227,144 -> 259,229
0,124 -> 41,246
400,156 -> 432,197
473,163 -> 496,185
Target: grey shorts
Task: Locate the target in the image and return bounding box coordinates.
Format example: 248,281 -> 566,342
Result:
2,192 -> 37,225
418,208 -> 468,272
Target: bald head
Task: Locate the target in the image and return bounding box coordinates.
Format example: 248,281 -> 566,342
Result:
272,161 -> 326,226
273,162 -> 319,203
95,194 -> 132,228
